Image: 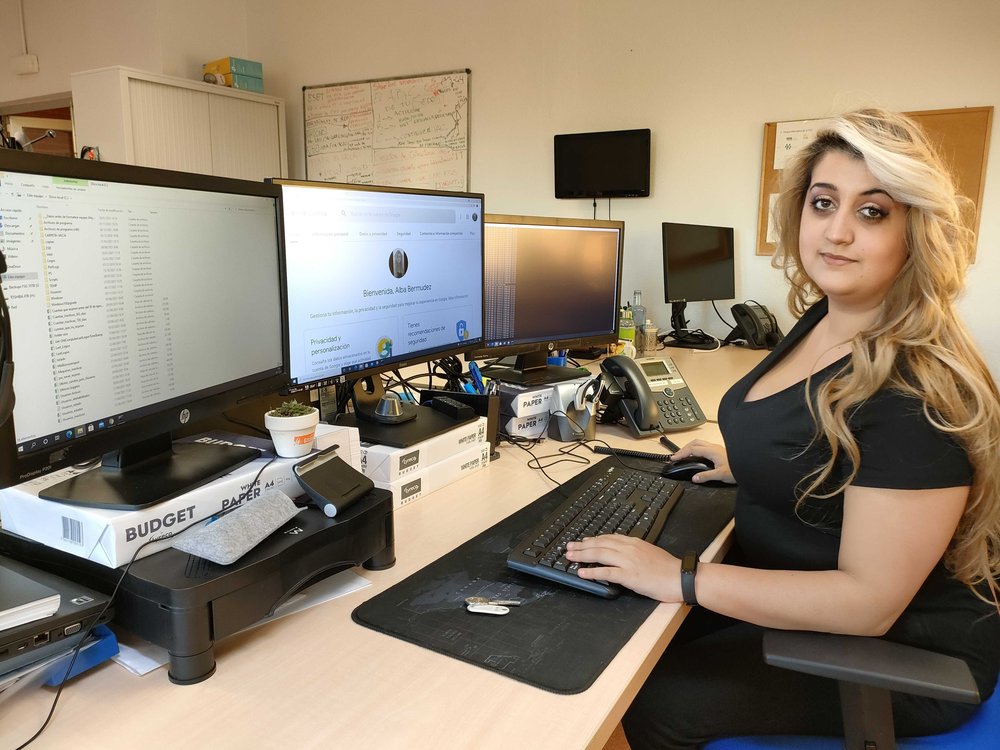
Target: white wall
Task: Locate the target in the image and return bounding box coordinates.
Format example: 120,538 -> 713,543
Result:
3,0 -> 999,373
0,0 -> 249,105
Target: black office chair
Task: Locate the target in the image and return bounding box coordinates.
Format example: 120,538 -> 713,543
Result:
704,630 -> 998,750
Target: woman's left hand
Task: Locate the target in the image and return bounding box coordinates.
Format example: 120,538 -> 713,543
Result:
565,535 -> 681,602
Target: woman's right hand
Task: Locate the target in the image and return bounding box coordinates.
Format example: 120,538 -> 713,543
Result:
671,439 -> 736,484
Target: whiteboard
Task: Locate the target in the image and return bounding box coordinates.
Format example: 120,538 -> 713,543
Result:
303,69 -> 470,190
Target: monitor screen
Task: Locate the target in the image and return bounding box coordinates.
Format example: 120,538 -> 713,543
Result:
471,214 -> 624,385
274,179 -> 484,442
0,150 -> 288,509
554,129 -> 651,199
661,222 -> 735,350
662,222 -> 735,303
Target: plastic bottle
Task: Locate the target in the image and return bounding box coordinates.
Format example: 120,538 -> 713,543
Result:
631,291 -> 646,337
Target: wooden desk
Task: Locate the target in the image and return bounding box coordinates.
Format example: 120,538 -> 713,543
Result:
0,347 -> 765,750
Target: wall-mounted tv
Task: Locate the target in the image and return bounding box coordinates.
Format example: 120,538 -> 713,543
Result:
554,128 -> 651,199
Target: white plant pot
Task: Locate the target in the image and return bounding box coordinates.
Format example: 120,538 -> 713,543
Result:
264,408 -> 319,458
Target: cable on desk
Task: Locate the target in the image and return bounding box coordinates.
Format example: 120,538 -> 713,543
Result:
502,423 -> 592,486
14,458 -> 276,750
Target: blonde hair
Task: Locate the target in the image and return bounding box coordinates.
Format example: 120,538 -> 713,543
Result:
771,108 -> 1000,597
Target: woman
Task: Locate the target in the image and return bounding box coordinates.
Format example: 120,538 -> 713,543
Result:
566,108 -> 1000,747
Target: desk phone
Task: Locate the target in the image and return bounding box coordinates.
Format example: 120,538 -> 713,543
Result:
599,355 -> 707,436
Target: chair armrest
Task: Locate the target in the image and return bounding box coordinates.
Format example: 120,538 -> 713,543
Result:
762,630 -> 980,704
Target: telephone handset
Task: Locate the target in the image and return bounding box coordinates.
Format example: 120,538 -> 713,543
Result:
728,302 -> 784,350
598,355 -> 707,437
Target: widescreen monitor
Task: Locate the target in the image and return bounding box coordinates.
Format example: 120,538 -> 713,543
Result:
470,214 -> 624,385
554,129 -> 651,199
662,221 -> 735,349
0,150 -> 288,509
273,179 -> 484,442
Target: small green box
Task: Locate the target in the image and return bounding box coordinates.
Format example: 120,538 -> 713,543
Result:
204,71 -> 264,93
226,73 -> 264,93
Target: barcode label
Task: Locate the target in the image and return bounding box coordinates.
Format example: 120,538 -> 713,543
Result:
61,516 -> 84,546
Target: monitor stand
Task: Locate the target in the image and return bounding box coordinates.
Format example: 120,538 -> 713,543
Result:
335,375 -> 477,448
0,489 -> 395,685
663,334 -> 720,351
662,301 -> 719,350
480,350 -> 588,386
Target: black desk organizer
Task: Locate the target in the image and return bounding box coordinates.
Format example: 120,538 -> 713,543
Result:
353,457 -> 736,694
0,488 -> 395,685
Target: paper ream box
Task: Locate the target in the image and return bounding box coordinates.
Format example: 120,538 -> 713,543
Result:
374,442 -> 491,510
314,423 -> 362,472
359,417 -> 487,482
0,456 -> 301,568
497,383 -> 554,419
501,412 -> 550,440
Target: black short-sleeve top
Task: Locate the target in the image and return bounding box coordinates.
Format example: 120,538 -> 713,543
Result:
718,297 -> 998,693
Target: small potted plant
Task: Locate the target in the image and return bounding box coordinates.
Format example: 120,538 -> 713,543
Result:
264,399 -> 320,458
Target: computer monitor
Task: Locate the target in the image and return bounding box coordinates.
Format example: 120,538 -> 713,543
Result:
272,179 -> 484,445
470,214 -> 625,385
554,129 -> 651,199
0,150 -> 288,510
661,221 -> 736,349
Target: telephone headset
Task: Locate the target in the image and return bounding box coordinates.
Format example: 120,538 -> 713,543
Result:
574,375 -> 603,411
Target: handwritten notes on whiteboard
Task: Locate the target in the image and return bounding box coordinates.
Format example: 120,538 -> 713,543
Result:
304,70 -> 469,190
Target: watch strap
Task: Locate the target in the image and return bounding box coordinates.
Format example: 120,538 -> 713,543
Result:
681,551 -> 699,606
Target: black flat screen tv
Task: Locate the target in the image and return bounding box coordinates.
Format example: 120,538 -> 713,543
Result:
554,128 -> 651,199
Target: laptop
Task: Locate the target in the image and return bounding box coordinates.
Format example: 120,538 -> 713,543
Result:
0,555 -> 112,676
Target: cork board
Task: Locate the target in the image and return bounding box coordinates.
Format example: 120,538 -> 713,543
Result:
756,106 -> 993,258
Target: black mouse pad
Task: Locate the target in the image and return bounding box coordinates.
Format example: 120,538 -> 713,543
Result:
352,457 -> 737,694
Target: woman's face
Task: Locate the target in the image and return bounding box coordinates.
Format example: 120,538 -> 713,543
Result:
799,150 -> 908,310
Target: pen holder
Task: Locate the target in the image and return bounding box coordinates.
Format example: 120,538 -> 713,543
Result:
635,324 -> 658,357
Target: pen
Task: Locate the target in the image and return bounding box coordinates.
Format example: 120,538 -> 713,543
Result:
468,362 -> 486,394
659,434 -> 680,453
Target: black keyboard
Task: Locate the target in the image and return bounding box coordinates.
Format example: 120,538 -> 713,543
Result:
507,464 -> 684,598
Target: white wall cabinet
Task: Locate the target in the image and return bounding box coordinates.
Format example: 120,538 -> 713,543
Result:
71,66 -> 287,181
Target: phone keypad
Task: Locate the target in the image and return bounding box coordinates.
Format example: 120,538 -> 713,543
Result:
657,392 -> 704,426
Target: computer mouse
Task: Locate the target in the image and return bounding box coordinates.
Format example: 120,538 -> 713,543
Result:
662,458 -> 714,481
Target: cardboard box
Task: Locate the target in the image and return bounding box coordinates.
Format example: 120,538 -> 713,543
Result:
207,72 -> 264,92
0,455 -> 303,568
359,417 -> 487,482
375,442 -> 491,510
202,56 -> 263,78
497,383 -> 554,419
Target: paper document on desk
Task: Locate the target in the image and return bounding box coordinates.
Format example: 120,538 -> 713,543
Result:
112,569 -> 370,675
